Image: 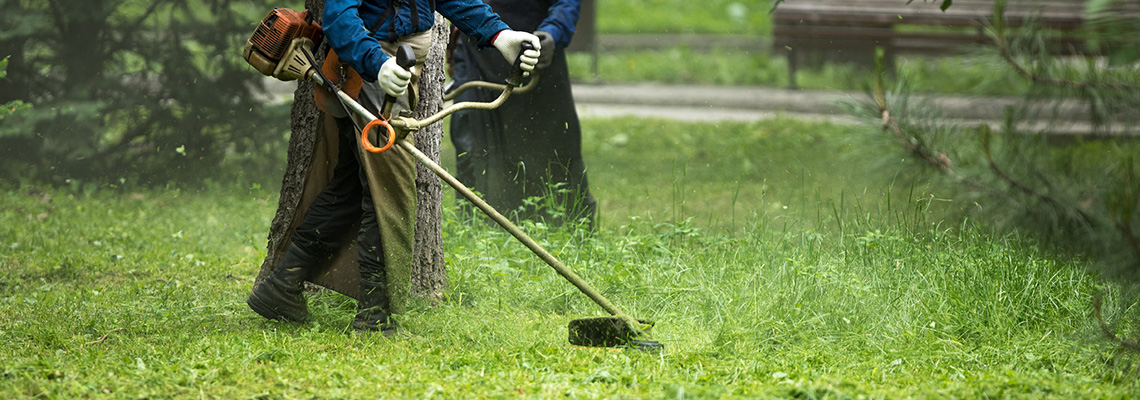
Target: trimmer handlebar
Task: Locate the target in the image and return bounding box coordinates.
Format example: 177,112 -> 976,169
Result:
395,45 -> 416,69
250,33 -> 536,150
388,39 -> 538,133
504,41 -> 536,87
380,45 -> 417,120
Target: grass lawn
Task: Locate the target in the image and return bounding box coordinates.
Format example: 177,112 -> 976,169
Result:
597,0 -> 772,35
585,0 -> 1033,96
3,117 -> 1138,398
567,49 -> 1031,96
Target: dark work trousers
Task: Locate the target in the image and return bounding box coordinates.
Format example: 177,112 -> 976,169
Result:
290,115 -> 386,285
449,37 -> 597,227
447,0 -> 595,228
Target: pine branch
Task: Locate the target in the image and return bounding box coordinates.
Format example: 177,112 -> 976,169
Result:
878,107 -> 955,178
994,45 -> 1140,92
122,1 -> 168,41
978,126 -> 1097,227
872,52 -> 996,197
873,43 -> 1097,229
80,111 -> 164,171
989,1 -> 1140,93
876,100 -> 1021,205
1113,162 -> 1140,264
1094,294 -> 1140,352
873,48 -> 955,178
1112,206 -> 1140,264
979,127 -> 1038,200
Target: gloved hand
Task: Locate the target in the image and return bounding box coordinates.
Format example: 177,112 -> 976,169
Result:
492,30 -> 541,74
534,31 -> 556,70
378,57 -> 413,97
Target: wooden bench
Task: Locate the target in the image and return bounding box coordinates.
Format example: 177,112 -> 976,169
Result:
772,0 -> 1104,88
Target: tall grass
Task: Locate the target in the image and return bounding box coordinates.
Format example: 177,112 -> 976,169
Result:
2,117 -> 1137,398
576,116 -> 960,236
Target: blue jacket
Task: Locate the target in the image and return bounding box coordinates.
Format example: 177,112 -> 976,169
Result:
481,0 -> 580,49
324,0 -> 511,81
535,0 -> 581,49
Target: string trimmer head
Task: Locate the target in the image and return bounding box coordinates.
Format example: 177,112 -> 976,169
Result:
569,317 -> 663,351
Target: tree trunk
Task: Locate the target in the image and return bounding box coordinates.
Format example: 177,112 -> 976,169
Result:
411,14 -> 449,301
257,0 -> 325,282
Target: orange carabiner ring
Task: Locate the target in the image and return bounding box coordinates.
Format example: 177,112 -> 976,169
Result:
361,119 -> 396,154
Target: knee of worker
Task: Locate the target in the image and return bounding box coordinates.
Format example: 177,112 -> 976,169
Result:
288,229 -> 340,261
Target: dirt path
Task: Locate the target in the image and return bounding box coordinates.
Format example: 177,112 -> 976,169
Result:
571,83 -> 1127,136
264,78 -> 1124,135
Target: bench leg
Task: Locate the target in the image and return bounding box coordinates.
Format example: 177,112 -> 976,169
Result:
787,50 -> 799,89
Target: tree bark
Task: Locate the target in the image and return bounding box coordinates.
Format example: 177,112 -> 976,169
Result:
411,14 -> 449,301
257,0 -> 325,282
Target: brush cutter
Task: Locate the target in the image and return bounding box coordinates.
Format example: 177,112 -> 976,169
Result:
243,8 -> 662,351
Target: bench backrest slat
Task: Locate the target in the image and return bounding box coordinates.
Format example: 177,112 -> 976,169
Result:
774,0 -> 1091,28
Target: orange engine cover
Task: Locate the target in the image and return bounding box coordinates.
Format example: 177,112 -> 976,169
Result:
244,8 -> 323,77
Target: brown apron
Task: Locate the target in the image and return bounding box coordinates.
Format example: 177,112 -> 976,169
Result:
260,31 -> 432,315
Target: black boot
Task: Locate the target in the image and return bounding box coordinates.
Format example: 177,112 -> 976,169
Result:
247,244 -> 317,322
352,278 -> 398,336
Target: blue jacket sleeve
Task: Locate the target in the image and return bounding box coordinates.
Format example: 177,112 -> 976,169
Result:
536,0 -> 581,49
437,0 -> 512,47
323,0 -> 389,82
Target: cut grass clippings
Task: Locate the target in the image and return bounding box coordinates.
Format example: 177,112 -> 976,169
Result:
3,117 -> 1139,398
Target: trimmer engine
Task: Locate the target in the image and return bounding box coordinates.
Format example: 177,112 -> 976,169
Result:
243,8 -> 323,81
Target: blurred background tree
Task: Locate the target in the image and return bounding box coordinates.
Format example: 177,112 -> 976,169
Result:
859,0 -> 1140,349
0,0 -> 288,187
0,56 -> 32,120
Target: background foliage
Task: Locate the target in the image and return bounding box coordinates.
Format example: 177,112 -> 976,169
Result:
0,0 -> 290,187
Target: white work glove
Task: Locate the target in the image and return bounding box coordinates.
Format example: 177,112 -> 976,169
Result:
534,31 -> 556,70
378,57 -> 413,97
492,30 -> 541,74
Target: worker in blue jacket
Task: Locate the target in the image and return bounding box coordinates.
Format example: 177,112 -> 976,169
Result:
248,0 -> 541,336
449,0 -> 597,228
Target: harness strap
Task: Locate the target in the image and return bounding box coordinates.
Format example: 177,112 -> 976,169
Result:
408,0 -> 420,30
367,0 -> 437,43
368,0 -> 437,42
370,0 -> 401,41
